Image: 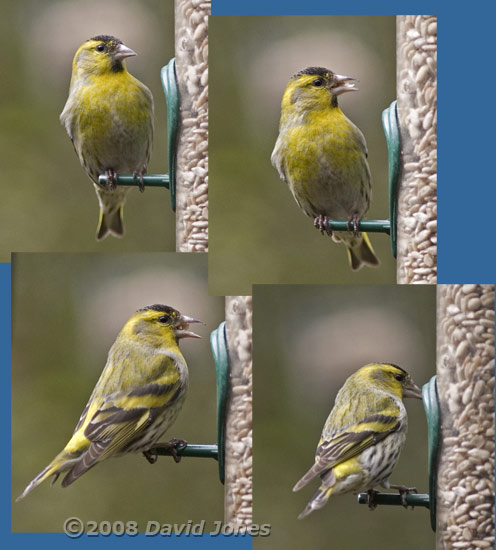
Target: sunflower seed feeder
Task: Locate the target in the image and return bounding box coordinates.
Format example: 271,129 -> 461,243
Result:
224,296 -> 253,528
175,0 -> 209,252
436,284 -> 495,548
396,15 -> 437,284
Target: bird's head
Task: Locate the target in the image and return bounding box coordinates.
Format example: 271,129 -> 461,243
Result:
72,35 -> 137,77
124,304 -> 203,347
281,66 -> 358,115
359,363 -> 423,400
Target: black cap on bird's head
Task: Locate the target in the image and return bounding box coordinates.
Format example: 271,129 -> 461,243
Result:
139,304 -> 180,315
293,66 -> 330,79
293,66 -> 358,96
90,34 -> 122,43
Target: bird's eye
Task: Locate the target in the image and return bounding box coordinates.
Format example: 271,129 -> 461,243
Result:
312,78 -> 324,87
157,315 -> 169,324
394,373 -> 405,382
96,44 -> 105,52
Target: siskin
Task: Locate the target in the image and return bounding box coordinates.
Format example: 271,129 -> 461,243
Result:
17,305 -> 201,501
60,35 -> 154,240
294,363 -> 422,519
271,67 -> 380,271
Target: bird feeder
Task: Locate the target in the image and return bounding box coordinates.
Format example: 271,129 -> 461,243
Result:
436,285 -> 495,547
396,15 -> 437,283
174,0 -> 209,252
223,296 -> 253,528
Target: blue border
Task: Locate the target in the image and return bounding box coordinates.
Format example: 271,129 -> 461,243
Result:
2,263 -> 11,538
6,535 -> 252,547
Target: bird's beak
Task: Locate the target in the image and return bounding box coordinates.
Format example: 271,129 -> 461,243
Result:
403,380 -> 423,400
176,315 -> 204,339
331,74 -> 358,96
113,43 -> 137,61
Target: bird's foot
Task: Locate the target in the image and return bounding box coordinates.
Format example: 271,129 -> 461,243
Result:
390,484 -> 418,509
144,439 -> 187,464
162,438 -> 187,463
105,169 -> 118,191
366,489 -> 379,510
347,215 -> 361,237
133,170 -> 146,193
314,215 -> 332,236
143,449 -> 158,464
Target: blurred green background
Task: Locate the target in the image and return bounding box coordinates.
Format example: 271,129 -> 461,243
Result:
0,0 -> 175,259
12,252 -> 224,532
253,284 -> 435,549
210,16 -> 397,295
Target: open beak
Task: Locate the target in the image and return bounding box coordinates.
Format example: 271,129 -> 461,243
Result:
403,379 -> 423,400
331,74 -> 358,96
176,314 -> 204,339
113,43 -> 137,61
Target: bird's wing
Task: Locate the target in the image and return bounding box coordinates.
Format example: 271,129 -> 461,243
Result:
271,139 -> 288,182
61,378 -> 184,487
293,411 -> 401,492
137,79 -> 155,165
351,121 -> 369,158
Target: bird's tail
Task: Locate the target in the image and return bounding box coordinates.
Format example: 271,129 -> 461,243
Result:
345,232 -> 380,271
97,206 -> 125,241
94,185 -> 128,241
16,449 -> 79,501
293,460 -> 327,492
297,484 -> 334,519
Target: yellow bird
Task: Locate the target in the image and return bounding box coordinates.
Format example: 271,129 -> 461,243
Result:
294,363 -> 422,518
17,305 -> 201,500
60,35 -> 154,240
272,66 -> 379,270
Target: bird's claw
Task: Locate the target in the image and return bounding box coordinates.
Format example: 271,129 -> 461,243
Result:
366,489 -> 379,510
143,449 -> 158,464
347,215 -> 361,237
314,215 -> 332,236
133,171 -> 146,193
144,438 -> 187,464
105,169 -> 118,191
391,484 -> 418,509
166,438 -> 187,463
